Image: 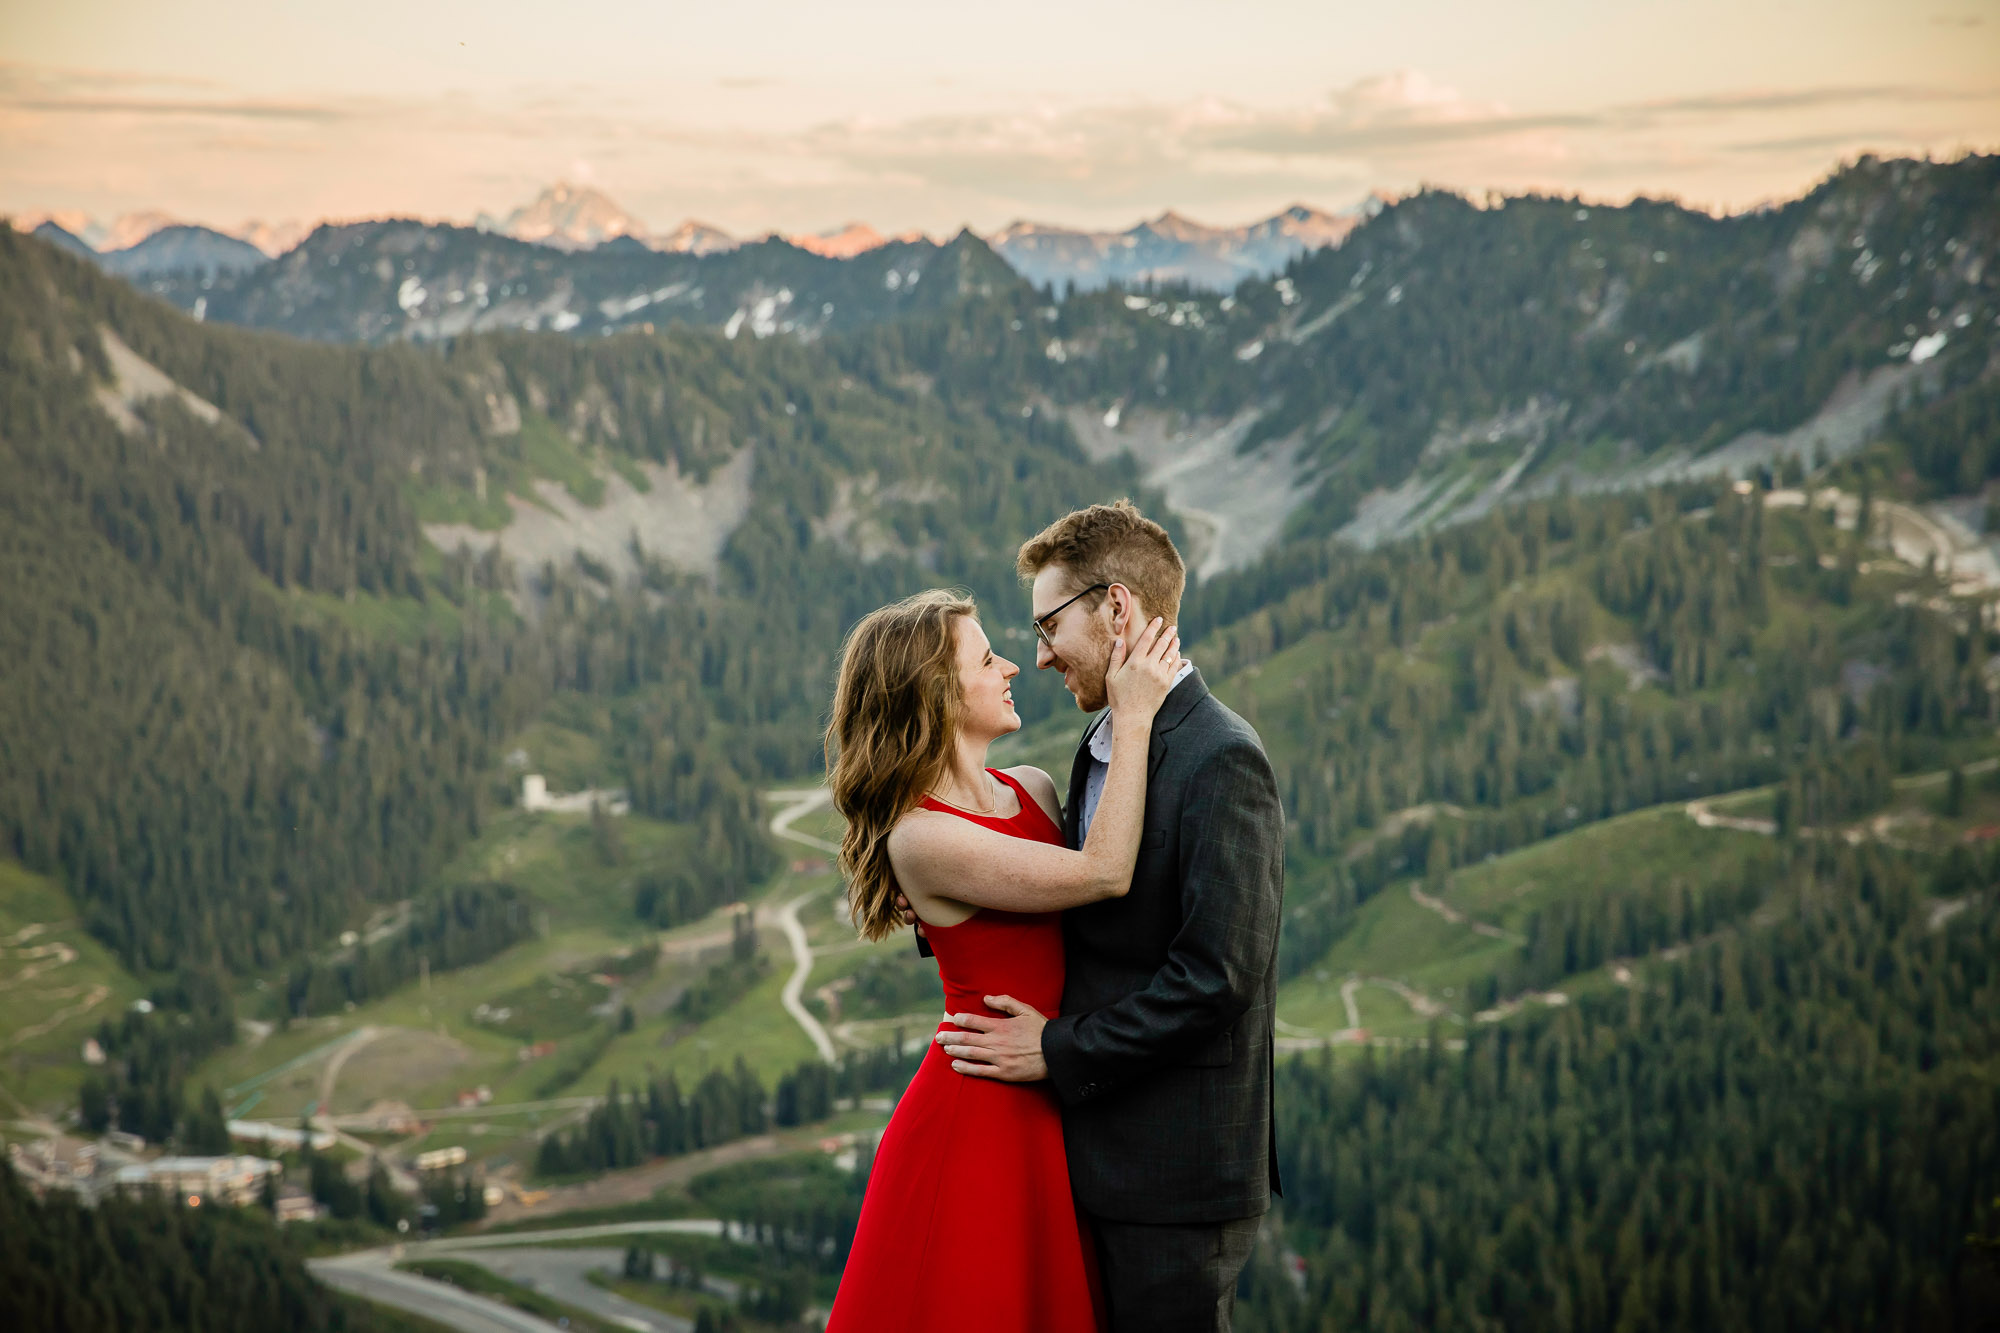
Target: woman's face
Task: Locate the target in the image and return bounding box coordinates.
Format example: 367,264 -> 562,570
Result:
953,616 -> 1022,740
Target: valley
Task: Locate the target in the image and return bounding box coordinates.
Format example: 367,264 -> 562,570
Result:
145,794 -> 919,1219
3,152 -> 1999,1332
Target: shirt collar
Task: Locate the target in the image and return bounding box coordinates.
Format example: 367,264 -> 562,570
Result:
1089,659 -> 1195,762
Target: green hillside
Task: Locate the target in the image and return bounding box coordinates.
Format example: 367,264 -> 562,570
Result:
0,860 -> 147,1114
1188,481 -> 1997,980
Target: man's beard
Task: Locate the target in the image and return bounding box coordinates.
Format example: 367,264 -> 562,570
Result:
1072,640 -> 1112,712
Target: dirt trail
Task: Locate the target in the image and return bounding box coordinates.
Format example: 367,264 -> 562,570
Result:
1,922 -> 109,1048
1,925 -> 80,989
1683,758 -> 1999,844
1930,898 -> 1972,931
321,1095 -> 598,1127
9,984 -> 110,1047
1407,884 -> 1524,943
318,1025 -> 382,1113
1685,798 -> 1778,836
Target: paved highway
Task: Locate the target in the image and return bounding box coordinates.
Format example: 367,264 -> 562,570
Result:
311,1221 -> 734,1333
312,1252 -> 560,1333
448,1246 -> 685,1333
425,1219 -> 729,1251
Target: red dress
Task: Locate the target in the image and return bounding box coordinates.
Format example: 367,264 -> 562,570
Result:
827,769 -> 1105,1333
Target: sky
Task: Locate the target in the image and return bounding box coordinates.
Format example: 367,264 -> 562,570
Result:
2,0 -> 1997,238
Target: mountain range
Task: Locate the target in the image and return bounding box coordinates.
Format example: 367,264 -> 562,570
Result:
46,155 -> 1988,579
14,207 -> 309,258
112,217 -> 1018,342
991,199 -> 1382,292
8,181 -> 1375,296
10,152 -> 1997,602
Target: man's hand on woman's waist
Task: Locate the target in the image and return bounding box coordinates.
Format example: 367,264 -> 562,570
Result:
935,995 -> 1048,1081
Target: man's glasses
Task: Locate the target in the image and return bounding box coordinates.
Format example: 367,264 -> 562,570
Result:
1031,584 -> 1110,648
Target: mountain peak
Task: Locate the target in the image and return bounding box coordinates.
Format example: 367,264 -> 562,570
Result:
656,219 -> 737,255
787,222 -> 889,259
29,219 -> 96,258
234,220 -> 310,258
1143,209 -> 1218,242
483,182 -> 647,250
103,210 -> 179,253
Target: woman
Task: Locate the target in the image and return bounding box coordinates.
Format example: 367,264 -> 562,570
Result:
823,588 -> 1181,1333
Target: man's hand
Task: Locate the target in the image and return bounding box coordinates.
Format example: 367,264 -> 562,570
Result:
935,995 -> 1048,1082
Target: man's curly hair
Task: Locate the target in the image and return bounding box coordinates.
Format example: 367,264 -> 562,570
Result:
1016,499 -> 1185,625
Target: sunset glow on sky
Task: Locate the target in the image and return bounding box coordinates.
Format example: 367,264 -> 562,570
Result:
3,0 -> 1997,235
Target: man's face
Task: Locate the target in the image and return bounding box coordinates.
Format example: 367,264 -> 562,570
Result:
1030,566 -> 1124,712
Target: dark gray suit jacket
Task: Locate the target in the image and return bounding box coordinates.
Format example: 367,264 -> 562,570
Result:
1040,668 -> 1285,1224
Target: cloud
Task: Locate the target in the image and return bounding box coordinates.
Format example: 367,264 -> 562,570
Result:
4,97 -> 346,122
1202,77 -> 1992,160
1632,85 -> 1981,115
767,70 -> 2000,221
1723,130 -> 1915,155
0,61 -> 217,95
0,60 -> 348,123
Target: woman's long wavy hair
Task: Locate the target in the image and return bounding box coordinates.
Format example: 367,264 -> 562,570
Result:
826,589 -> 977,941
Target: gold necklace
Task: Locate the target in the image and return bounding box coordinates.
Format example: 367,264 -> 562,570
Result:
927,778 -> 999,816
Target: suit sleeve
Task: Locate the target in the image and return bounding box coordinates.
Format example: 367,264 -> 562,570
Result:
1040,735 -> 1283,1106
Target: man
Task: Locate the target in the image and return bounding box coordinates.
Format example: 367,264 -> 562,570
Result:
938,499 -> 1285,1333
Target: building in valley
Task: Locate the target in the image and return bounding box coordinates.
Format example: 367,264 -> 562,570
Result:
112,1155 -> 278,1207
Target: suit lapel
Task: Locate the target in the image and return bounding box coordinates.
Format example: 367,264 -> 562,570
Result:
1148,668 -> 1209,780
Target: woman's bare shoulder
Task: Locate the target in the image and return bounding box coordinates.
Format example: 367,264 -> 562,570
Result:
885,805 -> 946,852
1001,766 -> 1062,824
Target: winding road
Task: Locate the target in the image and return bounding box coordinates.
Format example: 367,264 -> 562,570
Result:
775,890 -> 838,1065
765,789 -> 841,1064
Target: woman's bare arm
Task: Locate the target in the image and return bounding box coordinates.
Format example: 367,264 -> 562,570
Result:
889,620 -> 1179,921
